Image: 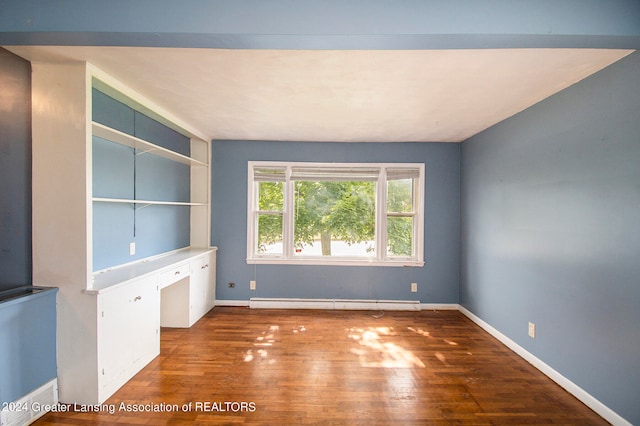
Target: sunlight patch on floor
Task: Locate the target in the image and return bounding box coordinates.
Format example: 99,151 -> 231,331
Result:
407,326 -> 432,338
346,326 -> 425,368
243,325 -> 280,364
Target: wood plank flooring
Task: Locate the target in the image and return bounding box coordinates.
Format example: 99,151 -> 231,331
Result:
35,307 -> 607,425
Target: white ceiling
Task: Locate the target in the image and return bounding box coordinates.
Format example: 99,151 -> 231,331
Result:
7,46 -> 634,142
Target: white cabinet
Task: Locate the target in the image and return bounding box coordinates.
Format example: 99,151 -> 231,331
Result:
97,276 -> 160,402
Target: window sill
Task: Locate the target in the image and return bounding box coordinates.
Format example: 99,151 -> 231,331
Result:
246,258 -> 424,268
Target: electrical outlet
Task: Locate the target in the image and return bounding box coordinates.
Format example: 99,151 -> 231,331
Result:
411,282 -> 418,293
129,242 -> 136,256
250,280 -> 256,290
528,322 -> 536,339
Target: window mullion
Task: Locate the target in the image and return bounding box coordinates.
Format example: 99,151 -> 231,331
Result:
377,168 -> 387,262
411,179 -> 420,259
247,172 -> 257,260
253,183 -> 260,253
283,167 -> 294,260
414,166 -> 424,262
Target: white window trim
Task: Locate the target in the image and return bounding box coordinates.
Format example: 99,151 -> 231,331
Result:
247,161 -> 425,267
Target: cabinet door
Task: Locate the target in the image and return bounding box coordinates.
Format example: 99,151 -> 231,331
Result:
189,254 -> 213,325
189,256 -> 209,325
204,251 -> 216,311
98,277 -> 160,401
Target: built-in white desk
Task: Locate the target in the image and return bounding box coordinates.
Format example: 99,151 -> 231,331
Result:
75,247 -> 217,403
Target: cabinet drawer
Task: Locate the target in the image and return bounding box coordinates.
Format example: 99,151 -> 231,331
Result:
159,263 -> 190,289
190,255 -> 211,273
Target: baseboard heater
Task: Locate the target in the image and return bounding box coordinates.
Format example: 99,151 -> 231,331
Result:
0,379 -> 58,426
249,298 -> 420,311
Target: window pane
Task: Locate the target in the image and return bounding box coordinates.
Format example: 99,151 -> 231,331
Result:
387,216 -> 413,257
387,178 -> 414,213
293,180 -> 375,257
257,214 -> 283,254
258,181 -> 283,212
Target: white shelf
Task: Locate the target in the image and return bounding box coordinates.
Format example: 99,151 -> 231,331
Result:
92,121 -> 208,167
93,197 -> 207,207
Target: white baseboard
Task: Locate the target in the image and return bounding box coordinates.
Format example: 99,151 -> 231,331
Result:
249,298 -> 420,311
0,378 -> 58,426
458,306 -> 631,426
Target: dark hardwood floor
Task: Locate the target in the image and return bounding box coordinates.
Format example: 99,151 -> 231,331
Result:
35,307 -> 607,425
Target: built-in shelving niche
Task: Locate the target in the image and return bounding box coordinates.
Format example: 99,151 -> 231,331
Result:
91,84 -> 210,271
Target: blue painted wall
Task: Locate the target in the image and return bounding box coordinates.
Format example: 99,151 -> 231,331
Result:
0,287 -> 58,404
211,140 -> 460,303
92,90 -> 190,271
1,1 -> 638,49
460,51 -> 640,424
0,48 -> 31,290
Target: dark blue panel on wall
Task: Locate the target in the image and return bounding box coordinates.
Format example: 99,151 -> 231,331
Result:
1,1 -> 639,50
0,48 -> 31,290
92,89 -> 190,158
134,112 -> 190,156
92,136 -> 134,199
135,155 -> 190,202
92,88 -> 135,136
135,205 -> 190,259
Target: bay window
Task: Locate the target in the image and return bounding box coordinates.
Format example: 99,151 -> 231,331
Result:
247,162 -> 424,266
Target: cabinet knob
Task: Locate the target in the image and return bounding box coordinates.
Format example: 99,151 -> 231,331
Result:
134,296 -> 142,302
174,271 -> 181,275
201,264 -> 209,270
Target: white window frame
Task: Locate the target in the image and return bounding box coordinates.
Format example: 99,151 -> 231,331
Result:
247,161 -> 425,267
